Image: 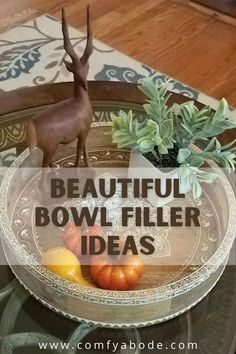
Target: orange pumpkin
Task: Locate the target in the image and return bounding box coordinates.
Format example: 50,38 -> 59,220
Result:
86,224 -> 104,238
63,222 -> 82,257
90,253 -> 144,291
63,223 -> 104,260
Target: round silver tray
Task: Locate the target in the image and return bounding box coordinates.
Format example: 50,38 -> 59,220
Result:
0,120 -> 236,328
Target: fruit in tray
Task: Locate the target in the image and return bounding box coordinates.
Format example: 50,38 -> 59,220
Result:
62,223 -> 144,290
41,247 -> 94,287
63,222 -> 103,259
90,252 -> 144,291
63,223 -> 82,257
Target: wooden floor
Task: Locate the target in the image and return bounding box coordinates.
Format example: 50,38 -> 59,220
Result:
1,0 -> 236,107
192,0 -> 236,19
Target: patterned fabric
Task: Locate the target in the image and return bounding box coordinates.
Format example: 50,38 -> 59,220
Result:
0,14 -> 230,113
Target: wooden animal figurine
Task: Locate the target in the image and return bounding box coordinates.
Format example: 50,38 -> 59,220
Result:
26,6 -> 93,187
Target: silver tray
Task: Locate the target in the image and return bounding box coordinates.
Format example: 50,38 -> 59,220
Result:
0,114 -> 236,328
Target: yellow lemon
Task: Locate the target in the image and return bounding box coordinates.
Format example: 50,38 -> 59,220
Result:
41,247 -> 95,287
42,247 -> 81,283
78,277 -> 95,288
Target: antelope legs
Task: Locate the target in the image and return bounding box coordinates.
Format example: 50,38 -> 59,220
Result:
83,143 -> 90,167
39,150 -> 55,190
75,137 -> 84,167
75,137 -> 90,167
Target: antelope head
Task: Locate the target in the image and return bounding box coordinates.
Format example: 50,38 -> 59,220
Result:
62,5 -> 93,94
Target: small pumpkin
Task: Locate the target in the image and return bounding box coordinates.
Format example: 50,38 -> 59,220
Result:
63,222 -> 82,257
86,224 -> 104,238
63,222 -> 103,260
90,252 -> 144,291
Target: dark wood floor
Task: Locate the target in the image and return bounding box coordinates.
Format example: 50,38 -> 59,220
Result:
1,0 -> 236,107
193,0 -> 236,18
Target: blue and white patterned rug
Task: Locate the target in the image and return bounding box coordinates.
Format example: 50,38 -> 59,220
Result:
0,14 -> 228,106
0,14 -> 235,167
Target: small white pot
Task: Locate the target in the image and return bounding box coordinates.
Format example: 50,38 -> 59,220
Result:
128,151 -> 191,207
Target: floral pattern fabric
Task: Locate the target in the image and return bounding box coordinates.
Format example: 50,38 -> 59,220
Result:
0,14 -> 228,113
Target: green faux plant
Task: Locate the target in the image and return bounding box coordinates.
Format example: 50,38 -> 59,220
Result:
111,78 -> 236,199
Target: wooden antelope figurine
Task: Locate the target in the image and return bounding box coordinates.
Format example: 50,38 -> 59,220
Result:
26,6 -> 93,186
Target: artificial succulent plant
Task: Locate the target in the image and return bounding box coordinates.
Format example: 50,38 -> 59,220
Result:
111,78 -> 236,199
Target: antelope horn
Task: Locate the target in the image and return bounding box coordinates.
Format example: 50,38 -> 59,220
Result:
62,8 -> 80,63
81,5 -> 93,65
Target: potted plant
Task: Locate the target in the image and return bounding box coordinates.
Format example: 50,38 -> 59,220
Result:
111,78 -> 236,206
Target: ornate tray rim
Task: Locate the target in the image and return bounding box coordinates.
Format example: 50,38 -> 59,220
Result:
7,260 -> 226,328
0,143 -> 236,304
